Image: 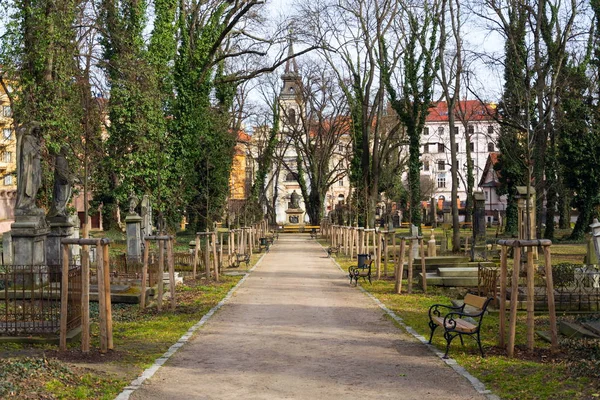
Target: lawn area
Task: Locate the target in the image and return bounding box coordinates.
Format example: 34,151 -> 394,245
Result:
328,250 -> 600,400
0,274 -> 242,399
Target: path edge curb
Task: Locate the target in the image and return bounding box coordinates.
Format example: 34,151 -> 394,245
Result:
319,241 -> 500,400
114,251 -> 268,400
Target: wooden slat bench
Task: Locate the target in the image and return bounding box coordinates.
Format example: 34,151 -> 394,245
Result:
427,293 -> 493,358
348,259 -> 374,285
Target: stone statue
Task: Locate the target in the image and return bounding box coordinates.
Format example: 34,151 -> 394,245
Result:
15,122 -> 43,215
128,192 -> 139,215
48,146 -> 72,218
290,190 -> 301,209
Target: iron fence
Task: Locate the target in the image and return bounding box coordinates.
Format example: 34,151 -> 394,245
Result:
0,264 -> 81,336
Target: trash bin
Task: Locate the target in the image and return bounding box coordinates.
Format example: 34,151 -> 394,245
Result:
357,254 -> 370,268
260,237 -> 267,246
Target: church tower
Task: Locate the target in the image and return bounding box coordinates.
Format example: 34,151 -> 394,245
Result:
279,39 -> 303,131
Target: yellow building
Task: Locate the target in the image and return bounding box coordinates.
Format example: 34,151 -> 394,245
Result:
229,130 -> 252,200
0,84 -> 17,232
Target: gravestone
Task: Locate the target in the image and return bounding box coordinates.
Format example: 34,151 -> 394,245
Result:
125,193 -> 143,262
68,213 -> 81,263
471,191 -> 487,260
411,224 -> 420,258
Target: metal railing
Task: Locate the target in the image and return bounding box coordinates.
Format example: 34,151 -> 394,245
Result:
0,264 -> 81,336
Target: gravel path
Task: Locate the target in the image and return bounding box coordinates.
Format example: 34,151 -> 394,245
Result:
129,235 -> 487,399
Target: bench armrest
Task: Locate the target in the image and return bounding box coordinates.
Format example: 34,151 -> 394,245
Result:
441,310 -> 485,331
428,303 -> 464,320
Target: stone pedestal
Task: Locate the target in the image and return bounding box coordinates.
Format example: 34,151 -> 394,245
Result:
11,214 -> 50,287
46,216 -> 75,281
126,213 -> 143,262
2,231 -> 12,265
285,208 -> 304,225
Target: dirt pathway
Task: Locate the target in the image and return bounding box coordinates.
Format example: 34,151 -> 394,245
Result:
129,235 -> 487,399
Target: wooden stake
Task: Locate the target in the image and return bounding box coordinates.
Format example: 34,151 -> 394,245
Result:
140,241 -> 149,309
508,244 -> 521,357
168,238 -> 176,311
157,240 -> 164,311
212,233 -> 219,282
192,234 -> 200,278
59,244 -> 69,351
420,238 -> 427,293
376,231 -> 382,280
499,245 -> 508,348
407,239 -> 414,294
543,246 -> 558,352
97,241 -> 107,353
81,244 -> 90,353
395,240 -> 406,294
205,232 -> 211,278
526,248 -> 535,351
103,244 -> 113,350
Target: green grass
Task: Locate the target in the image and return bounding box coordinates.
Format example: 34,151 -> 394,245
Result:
328,251 -> 600,399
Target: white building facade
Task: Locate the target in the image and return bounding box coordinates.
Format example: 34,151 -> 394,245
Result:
420,100 -> 507,221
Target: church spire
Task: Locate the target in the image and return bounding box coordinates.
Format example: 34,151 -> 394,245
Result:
284,34 -> 298,75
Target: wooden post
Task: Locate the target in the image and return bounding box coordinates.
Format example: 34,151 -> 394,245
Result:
507,244 -> 521,357
157,240 -> 164,311
59,244 -> 69,351
140,241 -> 149,309
219,233 -> 224,273
205,232 -> 211,278
499,245 -> 508,348
376,231 -> 382,280
420,238 -> 427,293
103,243 -> 113,350
543,246 -> 558,352
97,241 -> 107,353
395,240 -> 406,294
392,232 -> 397,268
526,248 -> 535,351
192,234 -> 200,278
212,233 -> 219,282
81,243 -> 90,353
407,239 -> 415,294
168,238 -> 176,311
350,228 -> 355,259
384,232 -> 389,277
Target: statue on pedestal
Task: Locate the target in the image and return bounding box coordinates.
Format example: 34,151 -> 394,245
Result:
290,190 -> 301,209
48,146 -> 73,219
15,122 -> 43,215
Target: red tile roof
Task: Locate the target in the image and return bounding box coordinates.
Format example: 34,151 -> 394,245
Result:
426,100 -> 497,122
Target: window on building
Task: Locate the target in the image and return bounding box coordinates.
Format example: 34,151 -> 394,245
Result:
488,142 -> 495,152
455,143 -> 459,152
2,106 -> 11,118
467,124 -> 475,134
285,172 -> 296,181
339,179 -> 344,186
453,126 -> 459,135
488,125 -> 494,134
2,152 -> 11,163
423,127 -> 429,136
339,143 -> 344,152
437,160 -> 445,171
423,160 -> 430,171
438,143 -> 444,153
470,141 -> 474,152
288,108 -> 296,125
438,127 -> 444,136
3,129 -> 11,140
437,175 -> 446,188
423,143 -> 429,153
3,175 -> 13,186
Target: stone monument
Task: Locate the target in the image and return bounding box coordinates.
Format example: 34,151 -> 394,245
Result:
46,146 -> 75,278
471,191 -> 487,260
11,122 -> 49,271
140,194 -> 153,239
125,192 -> 143,262
285,190 -> 304,225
